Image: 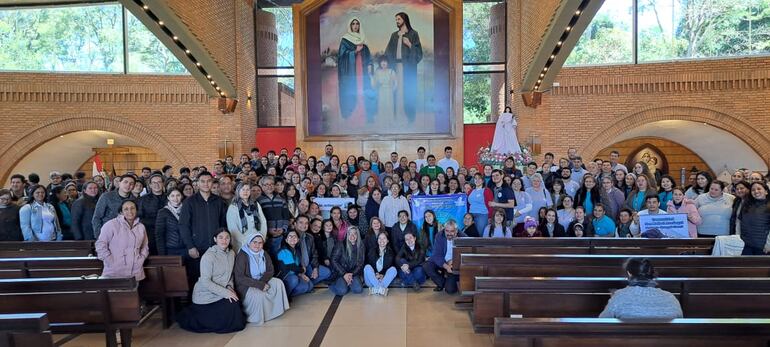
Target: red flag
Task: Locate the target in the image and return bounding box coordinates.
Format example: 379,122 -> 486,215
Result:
92,154 -> 104,178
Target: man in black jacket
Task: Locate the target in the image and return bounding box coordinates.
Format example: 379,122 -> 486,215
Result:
138,173 -> 166,255
179,171 -> 227,280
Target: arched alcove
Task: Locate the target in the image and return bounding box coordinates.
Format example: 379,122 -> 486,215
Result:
581,105 -> 770,172
0,115 -> 189,183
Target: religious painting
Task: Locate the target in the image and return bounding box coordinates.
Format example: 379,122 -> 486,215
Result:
298,0 -> 454,139
626,144 -> 669,176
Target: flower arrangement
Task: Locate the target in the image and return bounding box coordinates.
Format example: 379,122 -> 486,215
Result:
477,145 -> 533,169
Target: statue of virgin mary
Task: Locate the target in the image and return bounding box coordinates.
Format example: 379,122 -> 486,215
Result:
490,106 -> 522,155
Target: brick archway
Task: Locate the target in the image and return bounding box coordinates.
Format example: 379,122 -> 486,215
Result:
580,105 -> 770,168
0,115 -> 189,183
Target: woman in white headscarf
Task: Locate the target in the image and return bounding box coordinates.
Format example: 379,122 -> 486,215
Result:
337,17 -> 374,125
233,232 -> 289,325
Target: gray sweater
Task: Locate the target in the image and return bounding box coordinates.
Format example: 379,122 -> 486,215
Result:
192,245 -> 235,305
599,285 -> 683,320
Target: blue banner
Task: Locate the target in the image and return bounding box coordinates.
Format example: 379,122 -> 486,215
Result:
410,194 -> 468,230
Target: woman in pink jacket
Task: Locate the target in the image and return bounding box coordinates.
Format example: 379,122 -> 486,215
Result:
96,200 -> 149,281
666,188 -> 702,238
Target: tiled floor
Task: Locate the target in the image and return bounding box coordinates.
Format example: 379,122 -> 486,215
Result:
57,289 -> 493,347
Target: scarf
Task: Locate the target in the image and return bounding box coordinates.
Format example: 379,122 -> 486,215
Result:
342,17 -> 366,45
164,201 -> 182,220
240,233 -> 267,280
628,279 -> 657,288
237,199 -> 259,234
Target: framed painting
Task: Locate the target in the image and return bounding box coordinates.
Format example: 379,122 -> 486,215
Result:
294,0 -> 462,141
626,144 -> 669,175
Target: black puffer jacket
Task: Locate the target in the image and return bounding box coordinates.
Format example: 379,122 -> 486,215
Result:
70,195 -> 97,240
739,199 -> 770,249
155,207 -> 184,255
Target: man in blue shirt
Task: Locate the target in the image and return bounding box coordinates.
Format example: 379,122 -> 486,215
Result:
488,169 -> 517,226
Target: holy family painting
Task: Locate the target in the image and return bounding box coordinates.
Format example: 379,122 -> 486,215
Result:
303,0 -> 453,137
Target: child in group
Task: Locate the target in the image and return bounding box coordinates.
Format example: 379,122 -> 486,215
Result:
516,217 -> 542,237
373,56 -> 396,121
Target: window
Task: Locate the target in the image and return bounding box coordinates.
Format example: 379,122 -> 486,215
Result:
257,7 -> 295,127
463,0 -> 507,124
567,0 -> 770,66
127,11 -> 186,74
0,3 -> 123,72
565,0 -> 633,66
0,2 -> 187,74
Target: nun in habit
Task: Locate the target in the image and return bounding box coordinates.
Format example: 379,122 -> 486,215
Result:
233,232 -> 290,325
337,17 -> 375,125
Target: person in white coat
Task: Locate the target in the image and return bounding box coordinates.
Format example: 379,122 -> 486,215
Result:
227,182 -> 267,252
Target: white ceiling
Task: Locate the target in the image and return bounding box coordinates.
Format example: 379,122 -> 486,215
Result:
6,130 -> 141,186
614,120 -> 767,173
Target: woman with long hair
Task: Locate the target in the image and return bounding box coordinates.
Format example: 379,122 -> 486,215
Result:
330,227 -> 366,296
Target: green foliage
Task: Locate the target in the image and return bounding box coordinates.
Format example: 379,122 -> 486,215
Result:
0,3 -> 187,74
0,4 -> 123,72
127,14 -> 186,74
463,2 -> 502,124
568,0 -> 770,65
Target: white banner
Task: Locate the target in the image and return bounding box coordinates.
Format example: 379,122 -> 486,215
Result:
314,197 -> 355,219
639,213 -> 690,239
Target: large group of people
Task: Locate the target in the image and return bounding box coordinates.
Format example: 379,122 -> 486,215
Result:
1,144 -> 768,332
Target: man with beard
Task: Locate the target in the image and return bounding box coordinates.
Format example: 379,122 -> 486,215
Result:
385,12 -> 422,123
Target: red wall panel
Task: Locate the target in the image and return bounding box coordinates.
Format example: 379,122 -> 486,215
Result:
255,124 -> 496,166
255,127 -> 296,153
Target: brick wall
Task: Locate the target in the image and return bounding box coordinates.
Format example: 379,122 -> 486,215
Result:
595,137 -> 714,180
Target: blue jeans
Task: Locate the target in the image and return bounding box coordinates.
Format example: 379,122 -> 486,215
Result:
283,273 -> 313,297
472,213 -> 488,237
330,275 -> 363,296
363,265 -> 397,288
305,264 -> 332,284
398,266 -> 426,286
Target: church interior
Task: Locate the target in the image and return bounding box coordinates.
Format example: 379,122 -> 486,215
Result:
1,0 -> 770,346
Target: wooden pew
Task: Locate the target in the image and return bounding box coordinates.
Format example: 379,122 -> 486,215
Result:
459,254 -> 770,294
472,276 -> 770,332
0,277 -> 140,347
0,241 -> 94,258
0,256 -> 188,328
0,313 -> 53,347
452,238 -> 715,269
493,317 -> 770,347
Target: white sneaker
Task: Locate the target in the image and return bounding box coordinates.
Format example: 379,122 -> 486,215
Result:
369,287 -> 375,295
381,287 -> 389,296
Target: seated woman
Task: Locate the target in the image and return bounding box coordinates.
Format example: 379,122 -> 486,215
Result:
177,229 -> 246,333
461,213 -> 480,238
95,200 -> 149,281
363,231 -> 397,296
234,233 -> 289,325
330,226 -> 365,296
538,208 -> 565,237
396,232 -> 426,291
276,230 -> 314,298
599,258 -> 683,320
